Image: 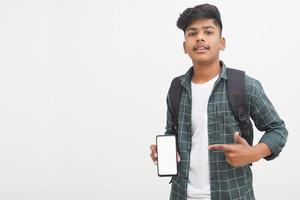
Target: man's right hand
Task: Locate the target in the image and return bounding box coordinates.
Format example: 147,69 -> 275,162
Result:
149,144 -> 181,165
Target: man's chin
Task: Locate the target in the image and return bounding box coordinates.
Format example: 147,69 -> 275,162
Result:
192,57 -> 211,65
191,55 -> 218,65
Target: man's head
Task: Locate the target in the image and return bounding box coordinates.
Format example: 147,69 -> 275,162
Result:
176,4 -> 225,65
177,4 -> 223,35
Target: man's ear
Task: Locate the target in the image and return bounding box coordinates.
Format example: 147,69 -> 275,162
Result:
220,37 -> 226,51
183,41 -> 187,54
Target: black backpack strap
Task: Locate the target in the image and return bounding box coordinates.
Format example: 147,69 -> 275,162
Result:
168,77 -> 183,131
226,68 -> 254,147
167,77 -> 182,183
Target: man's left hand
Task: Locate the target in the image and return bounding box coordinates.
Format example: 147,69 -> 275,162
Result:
208,132 -> 261,167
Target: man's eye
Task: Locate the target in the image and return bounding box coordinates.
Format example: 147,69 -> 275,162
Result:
188,32 -> 196,36
205,31 -> 213,35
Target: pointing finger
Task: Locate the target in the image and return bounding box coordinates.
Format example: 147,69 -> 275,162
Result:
208,144 -> 233,152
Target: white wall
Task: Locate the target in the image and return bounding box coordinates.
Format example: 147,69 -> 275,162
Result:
0,0 -> 299,199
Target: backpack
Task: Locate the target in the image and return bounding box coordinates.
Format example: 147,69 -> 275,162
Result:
168,68 -> 254,147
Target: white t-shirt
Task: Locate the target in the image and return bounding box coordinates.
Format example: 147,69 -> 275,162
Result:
187,74 -> 219,200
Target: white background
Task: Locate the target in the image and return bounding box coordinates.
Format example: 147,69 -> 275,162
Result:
0,0 -> 299,199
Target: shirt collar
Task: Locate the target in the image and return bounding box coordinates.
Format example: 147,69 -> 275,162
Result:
219,60 -> 228,80
180,60 -> 228,95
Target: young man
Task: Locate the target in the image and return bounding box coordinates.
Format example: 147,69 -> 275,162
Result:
150,4 -> 288,200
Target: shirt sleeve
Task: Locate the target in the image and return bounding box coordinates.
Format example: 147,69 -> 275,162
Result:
250,80 -> 288,161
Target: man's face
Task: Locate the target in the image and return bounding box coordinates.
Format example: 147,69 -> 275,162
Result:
183,18 -> 225,65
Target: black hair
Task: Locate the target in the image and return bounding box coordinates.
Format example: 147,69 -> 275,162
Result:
176,4 -> 223,34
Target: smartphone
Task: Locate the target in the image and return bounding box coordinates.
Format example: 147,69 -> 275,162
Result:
156,135 -> 178,177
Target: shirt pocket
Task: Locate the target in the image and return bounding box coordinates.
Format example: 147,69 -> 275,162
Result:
217,113 -> 241,144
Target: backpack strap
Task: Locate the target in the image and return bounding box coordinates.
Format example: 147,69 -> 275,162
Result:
168,77 -> 182,132
226,68 -> 254,147
167,77 -> 182,171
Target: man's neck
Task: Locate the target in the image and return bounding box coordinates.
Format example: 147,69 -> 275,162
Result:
191,59 -> 221,84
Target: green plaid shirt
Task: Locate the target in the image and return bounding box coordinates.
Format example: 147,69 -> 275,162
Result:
165,61 -> 288,200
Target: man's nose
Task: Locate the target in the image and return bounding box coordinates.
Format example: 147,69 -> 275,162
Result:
196,33 -> 205,42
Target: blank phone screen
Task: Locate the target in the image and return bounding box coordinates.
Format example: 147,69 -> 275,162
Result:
156,135 -> 177,176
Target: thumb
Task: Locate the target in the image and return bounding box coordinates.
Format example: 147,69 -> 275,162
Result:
234,132 -> 247,145
177,152 -> 181,163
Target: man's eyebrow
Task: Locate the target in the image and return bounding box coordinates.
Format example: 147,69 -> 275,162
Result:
185,27 -> 197,32
202,26 -> 215,29
186,26 -> 216,32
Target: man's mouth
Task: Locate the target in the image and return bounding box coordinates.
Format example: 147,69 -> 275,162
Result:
193,45 -> 209,53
